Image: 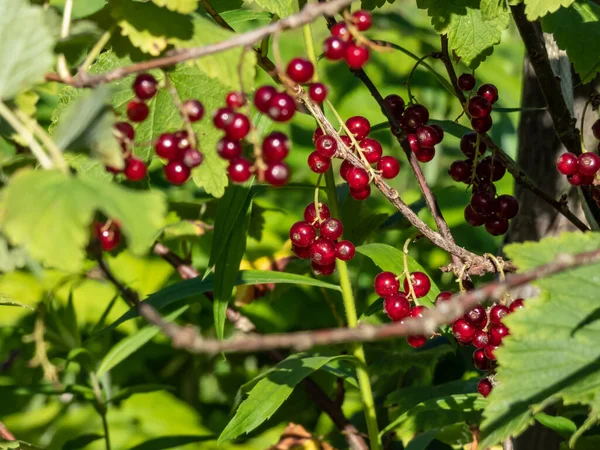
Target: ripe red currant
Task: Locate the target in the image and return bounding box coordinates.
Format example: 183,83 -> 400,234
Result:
95,221 -> 121,251
217,138 -> 243,161
577,152 -> 600,176
374,271 -> 399,297
484,344 -> 498,361
415,147 -> 435,163
183,149 -> 203,168
358,138 -> 382,163
407,335 -> 427,348
262,132 -> 290,162
228,158 -> 252,183
309,83 -> 327,103
430,124 -> 444,142
114,122 -> 135,141
476,157 -> 506,182
349,185 -> 371,201
226,91 -> 246,109
309,238 -> 337,266
323,36 -> 347,60
470,192 -> 495,216
304,202 -> 330,224
464,205 -> 486,227
416,125 -> 439,148
377,156 -> 400,179
496,194 -> 519,219
472,330 -> 489,349
264,162 -> 290,186
315,135 -> 337,158
460,132 -> 486,159
225,113 -> 251,140
127,100 -> 149,122
313,127 -> 325,144
468,95 -> 492,119
346,167 -> 370,190
268,92 -> 296,122
292,244 -> 311,259
457,73 -> 476,91
164,160 -> 191,185
308,151 -> 331,173
477,84 -> 499,104
568,172 -> 594,186
478,378 -> 493,397
449,160 -> 473,183
213,107 -> 235,129
473,348 -> 490,371
346,116 -> 371,140
384,94 -> 405,120
286,58 -> 314,84
340,160 -> 354,181
124,157 -> 147,181
331,22 -> 350,41
183,99 -> 204,122
465,305 -> 488,329
407,134 -> 419,153
509,298 -> 524,312
335,240 -> 355,261
435,291 -> 453,304
485,217 -> 509,236
471,115 -> 493,133
404,272 -> 431,298
489,323 -> 509,346
254,86 -> 277,113
452,318 -> 477,344
403,104 -> 429,130
313,261 -> 336,276
384,292 -> 410,321
489,304 -> 509,324
345,43 -> 369,69
352,10 -> 372,31
556,152 -> 578,175
133,73 -> 158,100
155,133 -> 178,160
290,221 -> 317,247
320,218 -> 343,241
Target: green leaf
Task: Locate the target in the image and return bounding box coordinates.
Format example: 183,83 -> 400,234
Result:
0,0 -> 56,99
63,434 -> 105,450
524,0 -> 575,20
108,384 -> 175,403
385,379 -> 478,410
0,296 -> 34,310
49,0 -> 107,19
128,435 -> 215,450
416,0 -> 509,68
481,0 -> 508,20
405,430 -> 439,450
534,412 -> 577,438
356,243 -> 441,308
542,2 -> 600,83
480,232 -> 600,448
0,170 -> 166,272
104,270 -> 341,330
149,0 -> 198,14
97,306 -> 189,377
244,0 -> 294,18
361,0 -> 396,9
219,354 -> 354,442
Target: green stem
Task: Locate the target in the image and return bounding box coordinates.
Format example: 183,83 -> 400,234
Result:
324,169 -> 381,450
90,372 -> 111,450
80,28 -> 114,72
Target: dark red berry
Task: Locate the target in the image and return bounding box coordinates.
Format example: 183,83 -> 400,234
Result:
556,152 -> 578,175
593,119 -> 600,140
124,157 -> 147,181
254,86 -> 277,113
435,291 -> 453,305
478,84 -> 499,104
264,162 -> 290,186
313,261 -> 336,276
114,122 -> 135,141
290,221 -> 317,247
449,160 -> 472,183
496,194 -> 519,219
577,152 -> 600,176
183,99 -> 204,122
358,138 -> 382,164
346,116 -> 371,140
377,156 -> 400,179
213,107 -> 234,129
133,73 -> 158,100
340,160 -> 354,181
345,44 -> 369,69
416,125 -> 439,148
403,104 -> 429,130
471,192 -> 495,216
473,348 -> 489,371
315,135 -> 337,158
489,323 -> 509,346
183,149 -> 203,168
416,147 -> 435,163
95,221 -> 120,251
309,238 -> 337,266
174,130 -> 192,153
346,167 -> 370,190
473,181 -> 497,196
384,94 -> 405,119
309,83 -> 327,103
225,113 -> 251,140
308,151 -> 331,173
352,10 -> 372,31
464,205 -> 486,227
331,22 -> 351,41
478,378 -> 493,397
384,292 -> 410,321
472,330 -> 489,349
228,158 -> 252,183
485,217 -> 509,236
349,185 -> 371,201
489,304 -> 509,324
127,100 -> 149,122
304,203 -> 330,224
476,157 -> 506,182
374,271 -> 399,297
217,138 -> 243,161
484,344 -> 498,361
292,244 -> 311,259
323,36 -> 347,60
471,115 -> 493,133
268,92 -> 296,122
452,318 -> 477,344
509,298 -> 524,312
407,134 -> 419,152
164,160 -> 191,185
460,132 -> 486,159
407,335 -> 427,348
465,305 -> 488,329
468,95 -> 492,119
262,132 -> 289,162
335,240 -> 355,261
404,272 -> 431,298
568,172 -> 594,186
286,58 -> 314,84
155,133 -> 178,160
320,218 -> 343,241
458,73 -> 476,91
340,135 -> 355,151
430,124 -> 444,143
226,91 -> 246,109
313,127 -> 325,144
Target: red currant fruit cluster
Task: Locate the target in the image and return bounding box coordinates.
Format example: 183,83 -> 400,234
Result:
394,100 -> 445,163
459,74 -> 499,133
290,202 -> 356,275
376,270 -> 433,348
322,10 -> 372,69
94,221 -> 120,252
556,119 -> 600,186
285,58 -> 329,105
437,292 -> 524,397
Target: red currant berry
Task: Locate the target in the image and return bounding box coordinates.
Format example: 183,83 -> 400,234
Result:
164,160 -> 191,185
340,160 -> 354,181
350,185 -> 371,201
485,217 -> 509,236
470,192 -> 495,216
496,194 -> 519,219
489,304 -> 509,324
174,130 -> 192,153
335,240 -> 355,261
577,152 -> 600,176
460,132 -> 486,159
377,156 -> 400,179
228,157 -> 252,183
358,138 -> 382,163
345,43 -> 369,69
374,271 -> 399,297
124,157 -> 147,181
435,291 -> 453,305
155,133 -> 178,160
458,73 -> 476,91
352,10 -> 372,31
114,122 -> 135,141
225,113 -> 251,140
384,94 -> 405,119
315,135 -> 337,158
473,348 -> 490,371
346,116 -> 371,140
452,318 -> 477,344
268,92 -> 296,122
309,238 -> 337,266
127,100 -> 149,122
254,86 -> 277,113
304,203 -> 330,224
568,171 -> 594,186
430,124 -> 444,143
471,115 -> 493,133
593,119 -> 600,140
478,378 -> 493,397
449,160 -> 473,183
292,244 -> 311,259
477,84 -> 499,104
309,83 -> 327,103
346,167 -> 370,190
133,73 -> 158,100
415,147 -> 435,163
308,151 -> 331,173
217,138 -> 243,161
290,221 -> 317,247
489,323 -> 509,346
95,221 -> 121,251
320,218 -> 343,241
340,135 -> 355,151
183,99 -> 204,122
473,181 -> 497,196
416,125 -> 439,148
556,152 -> 578,175
473,330 -> 489,349
286,58 -> 314,84
484,344 -> 498,361
407,134 -> 419,153
312,261 -> 336,276
264,161 -> 290,186
407,335 -> 428,348
213,107 -> 234,129
464,205 -> 486,227
404,272 -> 431,298
403,104 -> 429,130
183,149 -> 203,168
313,127 -> 325,144
476,157 -> 506,182
226,91 -> 246,109
465,305 -> 488,329
262,132 -> 290,162
468,95 -> 492,119
323,36 -> 347,60
509,298 -> 524,312
384,292 -> 410,321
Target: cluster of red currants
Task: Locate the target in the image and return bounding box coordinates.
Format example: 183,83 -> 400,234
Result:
376,270 -> 433,348
556,118 -> 600,187
458,73 -> 499,134
114,73 -> 205,185
322,10 -> 372,70
439,293 -> 524,397
289,202 -> 356,275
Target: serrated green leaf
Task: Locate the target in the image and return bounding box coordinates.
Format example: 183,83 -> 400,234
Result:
480,232 -> 600,448
0,0 -> 56,99
542,2 -> 600,84
97,306 -> 189,377
0,170 -> 166,272
481,0 -> 508,19
405,430 -> 439,450
244,0 -> 294,18
108,384 -> 175,403
524,0 -> 574,20
219,354 -> 355,442
63,433 -> 104,450
49,0 -> 107,19
149,0 -> 198,14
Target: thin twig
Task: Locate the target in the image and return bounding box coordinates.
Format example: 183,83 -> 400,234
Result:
56,0 -> 74,81
79,28 -> 114,74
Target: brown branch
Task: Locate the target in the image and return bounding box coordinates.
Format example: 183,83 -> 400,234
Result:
439,35 -> 590,233
133,246 -> 600,354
